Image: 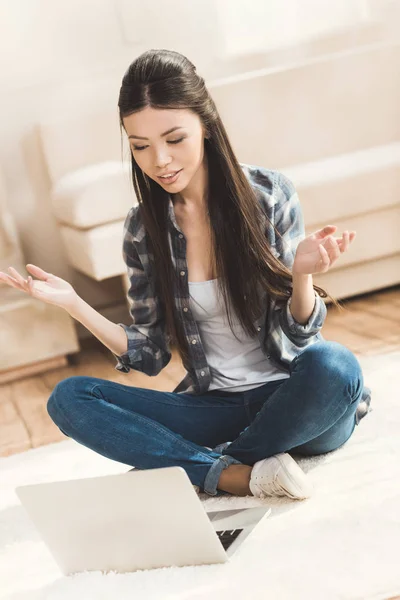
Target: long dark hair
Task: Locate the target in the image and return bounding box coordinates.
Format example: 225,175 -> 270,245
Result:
118,49 -> 336,370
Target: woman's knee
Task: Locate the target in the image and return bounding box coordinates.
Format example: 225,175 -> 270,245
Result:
292,411 -> 357,456
47,375 -> 90,430
295,341 -> 363,394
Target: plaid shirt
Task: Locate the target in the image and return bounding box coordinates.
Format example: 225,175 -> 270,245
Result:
113,164 -> 371,410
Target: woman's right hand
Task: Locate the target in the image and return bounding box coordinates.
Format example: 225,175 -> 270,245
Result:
0,264 -> 79,311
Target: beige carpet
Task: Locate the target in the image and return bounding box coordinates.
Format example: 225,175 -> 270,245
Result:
1,351 -> 399,600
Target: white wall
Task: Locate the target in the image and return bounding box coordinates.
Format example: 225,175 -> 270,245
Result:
217,0 -> 372,57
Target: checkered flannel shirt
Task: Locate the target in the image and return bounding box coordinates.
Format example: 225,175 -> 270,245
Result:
112,163 -> 371,409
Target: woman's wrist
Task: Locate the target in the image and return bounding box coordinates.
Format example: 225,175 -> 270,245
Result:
290,273 -> 316,325
67,295 -> 128,356
66,294 -> 85,318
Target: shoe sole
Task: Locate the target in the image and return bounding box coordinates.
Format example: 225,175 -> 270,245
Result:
274,454 -> 313,500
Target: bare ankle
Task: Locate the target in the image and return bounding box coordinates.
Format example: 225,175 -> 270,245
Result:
217,464 -> 253,496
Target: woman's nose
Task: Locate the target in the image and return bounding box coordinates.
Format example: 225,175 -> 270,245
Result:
155,150 -> 172,169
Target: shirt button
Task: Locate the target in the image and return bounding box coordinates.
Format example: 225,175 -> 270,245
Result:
191,339 -> 197,344
257,326 -> 261,331
180,270 -> 185,276
183,307 -> 188,312
200,370 -> 205,376
267,354 -> 271,358
179,234 -> 184,239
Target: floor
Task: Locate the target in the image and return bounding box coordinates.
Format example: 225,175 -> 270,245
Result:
2,285 -> 400,600
1,285 -> 399,460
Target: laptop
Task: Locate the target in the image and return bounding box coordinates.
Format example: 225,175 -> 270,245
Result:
15,466 -> 271,575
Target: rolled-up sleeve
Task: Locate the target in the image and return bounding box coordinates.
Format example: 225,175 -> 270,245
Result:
113,208 -> 171,376
273,171 -> 327,344
286,291 -> 327,338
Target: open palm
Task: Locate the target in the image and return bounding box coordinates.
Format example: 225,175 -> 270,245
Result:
292,226 -> 356,275
0,264 -> 78,310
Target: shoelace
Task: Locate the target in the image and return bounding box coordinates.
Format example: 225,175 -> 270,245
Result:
254,465 -> 302,499
253,470 -> 285,498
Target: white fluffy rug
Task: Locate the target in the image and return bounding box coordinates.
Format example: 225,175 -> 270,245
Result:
1,351 -> 400,600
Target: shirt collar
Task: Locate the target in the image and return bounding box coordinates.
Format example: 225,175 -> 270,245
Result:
168,195 -> 184,234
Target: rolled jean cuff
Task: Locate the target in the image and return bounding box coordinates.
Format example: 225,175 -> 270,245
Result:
203,454 -> 242,496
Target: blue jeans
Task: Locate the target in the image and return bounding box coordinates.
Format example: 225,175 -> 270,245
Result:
47,341 -> 365,496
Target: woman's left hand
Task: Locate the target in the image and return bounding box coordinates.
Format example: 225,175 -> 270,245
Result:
292,225 -> 356,275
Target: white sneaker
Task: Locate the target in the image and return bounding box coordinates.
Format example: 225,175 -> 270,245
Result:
249,453 -> 313,500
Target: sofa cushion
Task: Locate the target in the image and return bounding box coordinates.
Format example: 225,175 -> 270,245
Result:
59,221 -> 126,280
51,161 -> 137,229
314,253 -> 400,301
283,142 -> 400,226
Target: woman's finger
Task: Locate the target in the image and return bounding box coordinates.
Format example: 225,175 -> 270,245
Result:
314,225 -> 337,240
318,243 -> 330,271
322,235 -> 340,250
322,236 -> 341,263
0,272 -> 25,291
340,231 -> 349,253
8,267 -> 28,289
26,264 -> 52,281
337,230 -> 356,251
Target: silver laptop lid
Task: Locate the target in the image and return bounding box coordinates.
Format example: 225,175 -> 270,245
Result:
15,466 -> 230,575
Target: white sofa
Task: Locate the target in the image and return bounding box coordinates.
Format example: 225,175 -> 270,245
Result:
39,38 -> 400,305
39,111 -> 136,298
208,40 -> 400,299
50,160 -> 136,281
283,143 -> 400,299
40,131 -> 399,307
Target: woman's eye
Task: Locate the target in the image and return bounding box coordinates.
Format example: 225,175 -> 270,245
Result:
132,138 -> 185,152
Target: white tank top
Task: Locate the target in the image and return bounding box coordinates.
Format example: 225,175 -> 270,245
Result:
188,278 -> 289,393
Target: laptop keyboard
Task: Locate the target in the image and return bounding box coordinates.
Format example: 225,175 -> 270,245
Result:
216,529 -> 243,551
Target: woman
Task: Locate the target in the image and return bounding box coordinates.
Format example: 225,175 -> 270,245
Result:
0,49 -> 371,500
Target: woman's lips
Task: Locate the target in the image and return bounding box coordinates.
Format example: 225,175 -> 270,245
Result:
157,169 -> 182,184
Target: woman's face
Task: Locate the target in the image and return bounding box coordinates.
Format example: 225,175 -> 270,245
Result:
123,106 -> 207,194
